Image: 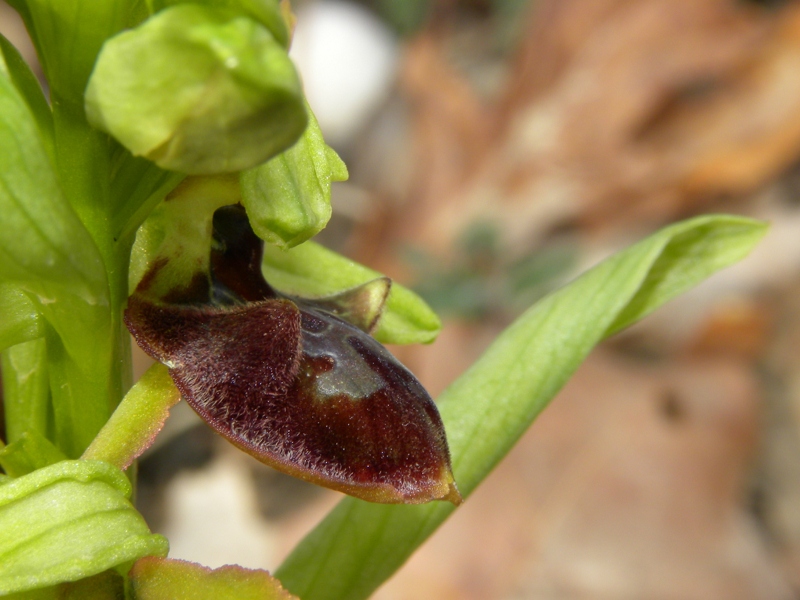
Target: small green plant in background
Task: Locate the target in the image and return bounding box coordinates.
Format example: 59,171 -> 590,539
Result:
0,0 -> 768,598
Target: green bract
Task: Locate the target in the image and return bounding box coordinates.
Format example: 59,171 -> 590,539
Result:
0,461 -> 168,595
0,43 -> 126,458
0,34 -> 53,161
241,103 -> 348,249
86,4 -> 306,174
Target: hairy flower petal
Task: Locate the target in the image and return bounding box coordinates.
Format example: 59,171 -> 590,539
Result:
125,205 -> 460,504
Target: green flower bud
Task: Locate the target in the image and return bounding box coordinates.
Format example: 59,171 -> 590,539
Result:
85,4 -> 307,174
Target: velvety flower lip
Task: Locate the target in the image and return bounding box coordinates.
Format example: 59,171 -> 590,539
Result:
126,205 -> 461,504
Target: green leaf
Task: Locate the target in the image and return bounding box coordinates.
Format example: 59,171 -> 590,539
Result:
262,240 -> 442,345
0,431 -> 67,478
275,215 -> 767,600
21,0 -> 148,104
0,64 -> 118,457
82,363 -> 181,470
147,0 -> 290,48
0,460 -> 168,595
0,68 -> 105,301
130,557 -> 297,600
0,286 -> 43,353
86,4 -> 306,174
1,339 -> 49,446
241,103 -> 347,249
0,33 -> 53,162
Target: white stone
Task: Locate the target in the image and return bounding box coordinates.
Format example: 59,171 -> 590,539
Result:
291,1 -> 399,147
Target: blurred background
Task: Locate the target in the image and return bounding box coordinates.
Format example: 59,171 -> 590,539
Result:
4,0 -> 800,597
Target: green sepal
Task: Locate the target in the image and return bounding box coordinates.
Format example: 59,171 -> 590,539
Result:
86,4 -> 306,174
0,460 -> 168,595
146,0 -> 290,48
276,215 -> 767,600
262,241 -> 442,345
241,103 -> 347,249
0,431 -> 67,478
0,286 -> 43,353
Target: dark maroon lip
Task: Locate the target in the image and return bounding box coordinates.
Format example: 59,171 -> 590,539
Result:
125,203 -> 460,504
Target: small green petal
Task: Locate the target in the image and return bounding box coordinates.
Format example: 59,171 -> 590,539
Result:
241,103 -> 348,249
